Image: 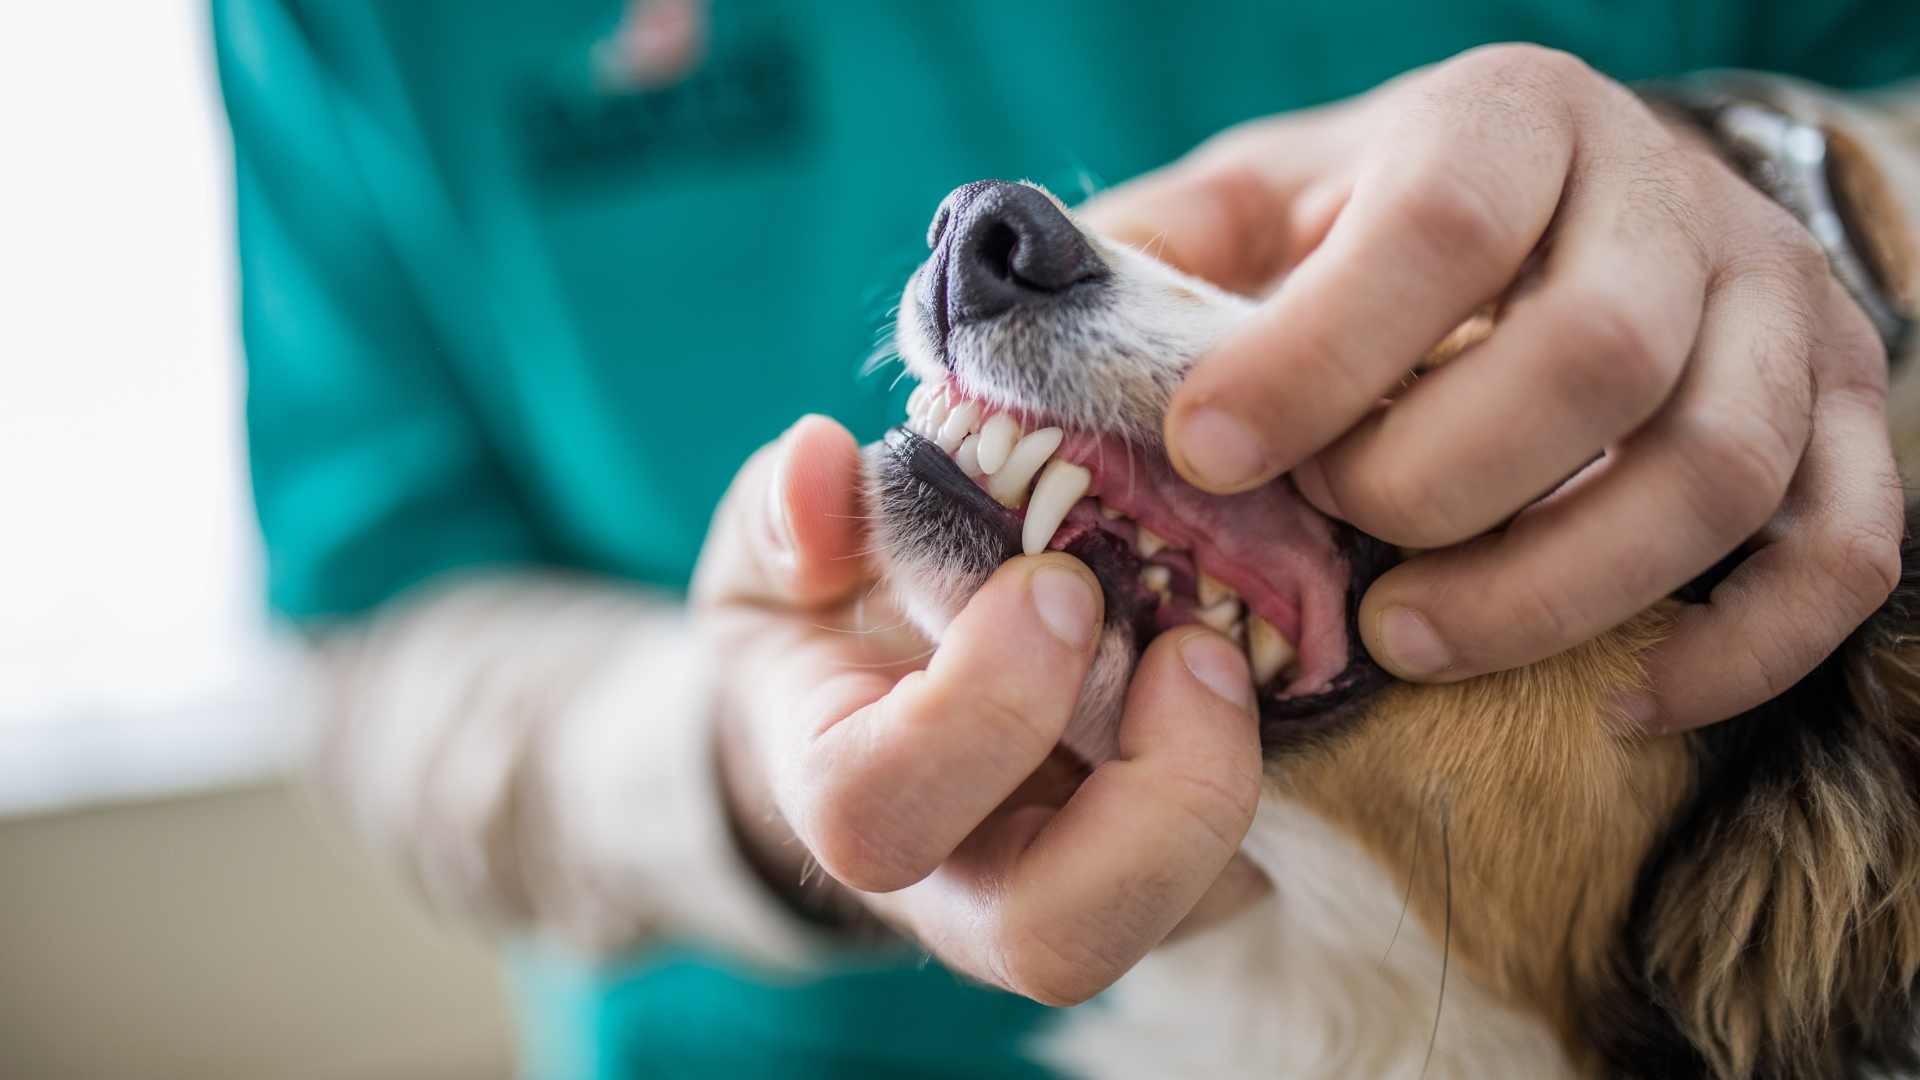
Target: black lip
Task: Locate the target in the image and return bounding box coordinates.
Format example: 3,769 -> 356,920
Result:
921,255 -> 954,369
892,425 -> 1014,538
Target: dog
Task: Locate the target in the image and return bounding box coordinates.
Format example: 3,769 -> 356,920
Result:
864,180 -> 1920,1078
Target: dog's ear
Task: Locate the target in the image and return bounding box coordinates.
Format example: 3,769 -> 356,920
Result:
1591,528 -> 1920,1079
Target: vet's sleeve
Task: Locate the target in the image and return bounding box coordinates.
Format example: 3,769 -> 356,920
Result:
214,0 -> 830,966
310,572 -> 833,964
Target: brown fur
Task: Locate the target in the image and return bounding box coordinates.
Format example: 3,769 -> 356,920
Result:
1279,556 -> 1920,1077
1278,612 -> 1693,1066
1612,579 -> 1920,1078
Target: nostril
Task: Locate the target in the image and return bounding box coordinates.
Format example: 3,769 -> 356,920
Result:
976,220 -> 1020,284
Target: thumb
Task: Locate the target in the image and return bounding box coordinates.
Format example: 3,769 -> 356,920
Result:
692,414 -> 869,610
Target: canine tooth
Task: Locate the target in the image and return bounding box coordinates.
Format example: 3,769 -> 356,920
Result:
1195,598 -> 1243,634
1141,565 -> 1172,594
1135,527 -> 1167,557
1227,620 -> 1246,645
955,434 -> 984,477
976,414 -> 1020,474
1247,615 -> 1296,685
937,401 -> 981,452
1197,572 -> 1234,608
1022,460 -> 1092,556
907,384 -> 934,419
987,427 -> 1064,507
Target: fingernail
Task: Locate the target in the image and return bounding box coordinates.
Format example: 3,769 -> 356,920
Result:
1375,606 -> 1451,677
764,456 -> 793,555
1181,631 -> 1254,709
1174,407 -> 1269,491
1031,564 -> 1099,648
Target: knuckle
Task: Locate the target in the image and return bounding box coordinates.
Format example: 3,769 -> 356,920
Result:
1456,43 -> 1593,89
1824,520 -> 1903,618
1162,769 -> 1261,853
1731,203 -> 1828,293
987,916 -> 1120,1007
1552,297 -> 1677,413
945,681 -> 1058,762
1392,169 -> 1515,265
798,776 -> 930,893
1348,454 -> 1474,545
1670,404 -> 1797,535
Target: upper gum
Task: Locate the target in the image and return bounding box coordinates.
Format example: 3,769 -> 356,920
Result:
907,379 -> 1302,660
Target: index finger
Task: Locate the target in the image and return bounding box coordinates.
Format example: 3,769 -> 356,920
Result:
1165,56 -> 1578,494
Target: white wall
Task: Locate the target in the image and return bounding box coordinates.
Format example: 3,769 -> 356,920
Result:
0,3 -> 304,813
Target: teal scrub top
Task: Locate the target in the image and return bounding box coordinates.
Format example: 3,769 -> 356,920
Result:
214,1 -> 1920,1076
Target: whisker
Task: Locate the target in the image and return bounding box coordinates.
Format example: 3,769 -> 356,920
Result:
833,645 -> 936,669
811,616 -> 913,636
1418,806 -> 1454,1080
1383,790 -> 1429,962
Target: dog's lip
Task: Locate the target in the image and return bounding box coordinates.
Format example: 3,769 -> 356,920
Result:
920,260 -> 954,365
889,425 -> 1015,534
889,390 -> 1380,705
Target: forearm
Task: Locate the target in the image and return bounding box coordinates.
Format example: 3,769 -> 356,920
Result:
308,571 -> 829,965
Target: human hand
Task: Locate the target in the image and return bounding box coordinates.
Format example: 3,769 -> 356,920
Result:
693,415 -> 1268,1004
1085,45 -> 1901,732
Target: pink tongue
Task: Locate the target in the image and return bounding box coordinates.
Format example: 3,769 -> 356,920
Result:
1056,434 -> 1355,696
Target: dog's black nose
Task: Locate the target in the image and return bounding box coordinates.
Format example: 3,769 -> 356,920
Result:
933,181 -> 1106,327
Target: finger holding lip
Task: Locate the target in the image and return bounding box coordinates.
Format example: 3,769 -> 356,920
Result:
775,554 -> 1105,894
865,629 -> 1263,1005
1295,157 -> 1708,549
1163,75 -> 1575,496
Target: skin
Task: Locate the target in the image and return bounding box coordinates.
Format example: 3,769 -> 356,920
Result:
1084,44 -> 1901,733
697,416 -> 1268,1005
702,44 -> 1900,1004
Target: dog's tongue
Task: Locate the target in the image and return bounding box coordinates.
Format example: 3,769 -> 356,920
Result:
1056,433 -> 1357,696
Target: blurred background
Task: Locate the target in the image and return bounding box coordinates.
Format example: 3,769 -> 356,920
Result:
0,6 -> 515,1076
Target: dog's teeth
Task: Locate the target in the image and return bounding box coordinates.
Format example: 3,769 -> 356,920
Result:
1196,598 -> 1243,634
907,384 -> 933,419
1022,459 -> 1091,556
988,427 -> 1064,507
1135,527 -> 1167,557
1197,572 -> 1234,608
1227,620 -> 1246,645
1247,615 -> 1296,686
955,433 -> 984,477
976,414 -> 1020,474
1141,565 -> 1172,596
937,401 -> 981,452
1099,504 -> 1126,521
923,394 -> 951,435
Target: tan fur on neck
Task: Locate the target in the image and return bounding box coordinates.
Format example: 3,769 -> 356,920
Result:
1276,613 -> 1692,1069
